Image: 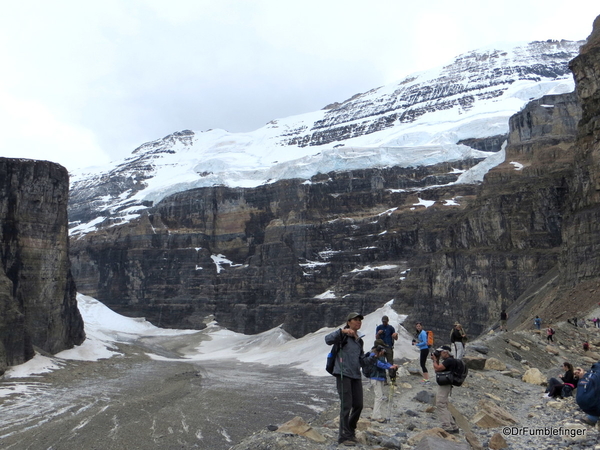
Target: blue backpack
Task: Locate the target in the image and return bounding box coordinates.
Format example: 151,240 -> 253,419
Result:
576,362 -> 600,416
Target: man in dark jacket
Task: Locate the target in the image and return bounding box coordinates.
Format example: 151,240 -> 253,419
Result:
432,345 -> 460,434
450,323 -> 467,360
325,312 -> 370,446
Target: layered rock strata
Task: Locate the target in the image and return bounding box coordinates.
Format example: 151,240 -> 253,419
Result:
0,158 -> 84,372
68,18 -> 600,340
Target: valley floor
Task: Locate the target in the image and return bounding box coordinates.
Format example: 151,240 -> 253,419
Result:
0,336 -> 336,450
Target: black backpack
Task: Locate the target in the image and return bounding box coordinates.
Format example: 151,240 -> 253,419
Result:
361,353 -> 377,378
325,335 -> 349,375
452,359 -> 468,386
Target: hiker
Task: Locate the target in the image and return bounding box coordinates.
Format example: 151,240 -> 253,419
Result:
324,312 -> 368,446
573,317 -> 578,327
545,362 -> 575,398
366,345 -> 398,423
575,367 -> 599,426
534,316 -> 542,330
576,366 -> 600,427
546,325 -> 555,343
500,309 -> 508,331
412,322 -> 430,383
431,345 -> 460,434
450,323 -> 467,360
583,341 -> 590,351
375,315 -> 398,382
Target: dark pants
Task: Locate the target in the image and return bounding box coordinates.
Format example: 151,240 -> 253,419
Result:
546,377 -> 563,397
335,375 -> 363,442
420,348 -> 429,374
385,347 -> 397,380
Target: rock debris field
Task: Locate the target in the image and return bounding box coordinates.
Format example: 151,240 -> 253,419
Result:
232,320 -> 600,450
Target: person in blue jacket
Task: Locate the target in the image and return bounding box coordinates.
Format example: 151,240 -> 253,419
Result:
367,345 -> 398,422
375,315 -> 398,382
325,312 -> 370,446
412,322 -> 430,383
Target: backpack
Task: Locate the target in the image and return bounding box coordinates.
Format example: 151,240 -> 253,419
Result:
451,359 -> 468,386
576,362 -> 600,416
550,328 -> 555,335
326,335 -> 348,375
362,354 -> 376,378
427,330 -> 435,347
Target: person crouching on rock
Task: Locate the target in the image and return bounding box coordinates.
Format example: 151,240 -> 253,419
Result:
325,312 -> 368,446
431,345 -> 460,434
366,345 -> 398,423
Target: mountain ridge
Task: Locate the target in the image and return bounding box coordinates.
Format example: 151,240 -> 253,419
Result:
69,39 -> 582,237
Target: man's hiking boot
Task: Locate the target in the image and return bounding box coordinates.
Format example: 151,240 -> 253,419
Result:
580,417 -> 598,426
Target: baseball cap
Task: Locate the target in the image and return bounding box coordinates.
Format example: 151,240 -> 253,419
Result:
346,312 -> 364,321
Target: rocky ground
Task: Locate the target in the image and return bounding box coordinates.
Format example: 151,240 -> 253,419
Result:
231,318 -> 600,450
0,334 -> 337,450
3,315 -> 600,450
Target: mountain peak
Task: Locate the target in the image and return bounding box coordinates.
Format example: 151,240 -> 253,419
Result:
69,40 -> 584,236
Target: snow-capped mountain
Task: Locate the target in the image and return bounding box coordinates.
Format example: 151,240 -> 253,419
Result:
69,40 -> 582,235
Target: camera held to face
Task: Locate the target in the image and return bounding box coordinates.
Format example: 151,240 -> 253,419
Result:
433,350 -> 442,359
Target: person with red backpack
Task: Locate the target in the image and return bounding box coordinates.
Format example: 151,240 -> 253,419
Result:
547,325 -> 555,342
412,322 -> 430,383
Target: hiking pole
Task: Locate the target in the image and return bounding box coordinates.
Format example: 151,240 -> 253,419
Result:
387,379 -> 395,423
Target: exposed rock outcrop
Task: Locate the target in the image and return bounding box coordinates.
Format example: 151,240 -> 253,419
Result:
68,18 -> 600,340
68,40 -> 591,338
0,158 -> 84,371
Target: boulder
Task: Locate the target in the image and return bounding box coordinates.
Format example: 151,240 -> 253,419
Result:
463,356 -> 486,370
489,432 -> 508,449
470,345 -> 489,355
508,339 -> 522,349
276,416 -> 326,443
522,368 -> 547,385
415,390 -> 435,404
408,428 -> 463,446
505,349 -> 523,361
546,345 -> 560,355
485,357 -> 506,371
471,400 -> 517,428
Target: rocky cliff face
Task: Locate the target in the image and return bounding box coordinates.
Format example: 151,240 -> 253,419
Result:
0,158 -> 84,372
68,28 -> 600,339
70,160 -> 484,336
398,90 -> 581,333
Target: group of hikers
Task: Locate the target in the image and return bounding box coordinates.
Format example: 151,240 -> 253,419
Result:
325,313 -> 467,446
325,311 -> 600,446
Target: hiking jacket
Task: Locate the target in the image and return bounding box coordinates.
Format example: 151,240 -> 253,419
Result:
325,328 -> 366,380
450,328 -> 465,344
368,354 -> 394,381
415,330 -> 429,350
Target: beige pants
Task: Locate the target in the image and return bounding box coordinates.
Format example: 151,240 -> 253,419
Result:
436,384 -> 458,430
372,379 -> 386,419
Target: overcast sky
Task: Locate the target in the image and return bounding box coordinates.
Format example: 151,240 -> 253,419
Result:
0,1 -> 597,172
